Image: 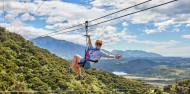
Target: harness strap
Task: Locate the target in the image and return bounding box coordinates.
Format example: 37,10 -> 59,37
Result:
78,59 -> 99,67
88,59 -> 98,63
78,60 -> 87,67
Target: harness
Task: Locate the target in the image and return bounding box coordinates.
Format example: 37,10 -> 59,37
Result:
78,21 -> 99,67
79,47 -> 100,67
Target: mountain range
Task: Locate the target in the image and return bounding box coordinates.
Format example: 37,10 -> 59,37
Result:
111,50 -> 162,57
32,36 -> 85,59
32,36 -> 163,59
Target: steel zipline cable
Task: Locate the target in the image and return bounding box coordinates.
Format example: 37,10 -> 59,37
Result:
88,0 -> 153,23
45,0 -> 177,37
31,0 -> 153,39
88,0 -> 177,28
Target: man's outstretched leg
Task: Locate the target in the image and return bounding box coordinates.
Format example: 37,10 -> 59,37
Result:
76,66 -> 83,80
68,54 -> 81,73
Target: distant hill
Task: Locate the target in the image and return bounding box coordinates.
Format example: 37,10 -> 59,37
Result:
111,50 -> 163,57
95,59 -> 160,73
95,58 -> 190,79
32,36 -> 85,59
0,26 -> 155,93
32,36 -> 162,59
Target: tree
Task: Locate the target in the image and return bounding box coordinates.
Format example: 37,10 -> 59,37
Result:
28,77 -> 49,91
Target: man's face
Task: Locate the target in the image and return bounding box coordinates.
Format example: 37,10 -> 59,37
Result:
95,42 -> 102,49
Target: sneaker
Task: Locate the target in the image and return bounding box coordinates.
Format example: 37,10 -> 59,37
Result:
67,68 -> 73,73
76,75 -> 84,80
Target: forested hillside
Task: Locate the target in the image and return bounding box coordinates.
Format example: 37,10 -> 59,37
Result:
164,79 -> 190,94
0,26 -> 156,93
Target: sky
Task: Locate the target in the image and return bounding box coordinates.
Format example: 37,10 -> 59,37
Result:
0,0 -> 190,57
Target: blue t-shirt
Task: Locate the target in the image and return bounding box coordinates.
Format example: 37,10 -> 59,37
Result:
88,44 -> 109,66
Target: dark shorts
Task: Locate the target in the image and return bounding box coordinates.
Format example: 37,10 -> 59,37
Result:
78,59 -> 91,68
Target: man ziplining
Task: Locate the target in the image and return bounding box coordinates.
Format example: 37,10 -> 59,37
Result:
68,35 -> 122,80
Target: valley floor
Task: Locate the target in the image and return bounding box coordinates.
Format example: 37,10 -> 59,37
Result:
124,75 -> 175,87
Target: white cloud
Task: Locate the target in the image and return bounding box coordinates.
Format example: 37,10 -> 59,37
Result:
0,1 -> 107,36
143,24 -> 180,34
91,0 -> 190,34
90,0 -> 119,7
171,28 -> 179,32
5,13 -> 17,21
4,1 -> 37,13
89,25 -> 136,44
0,23 -> 51,39
46,16 -> 65,24
154,20 -> 174,30
53,34 -> 86,45
143,19 -> 175,34
0,0 -> 190,57
41,1 -> 106,24
143,29 -> 160,34
20,13 -> 35,21
130,39 -> 179,47
130,39 -> 187,56
146,45 -> 190,57
186,24 -> 190,27
1,0 -> 189,36
122,22 -> 128,27
125,39 -> 189,56
182,35 -> 190,39
143,14 -> 190,34
131,11 -> 168,24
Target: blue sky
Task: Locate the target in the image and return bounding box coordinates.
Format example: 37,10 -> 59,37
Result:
0,0 -> 190,57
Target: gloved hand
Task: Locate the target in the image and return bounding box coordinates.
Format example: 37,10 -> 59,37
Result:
87,35 -> 90,38
115,54 -> 122,59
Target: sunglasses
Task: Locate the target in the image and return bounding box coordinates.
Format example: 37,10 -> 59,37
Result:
96,43 -> 102,46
